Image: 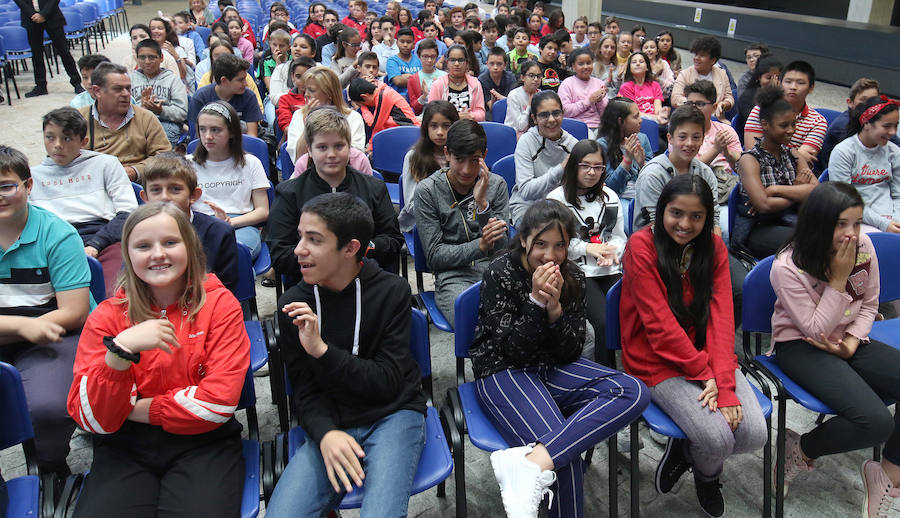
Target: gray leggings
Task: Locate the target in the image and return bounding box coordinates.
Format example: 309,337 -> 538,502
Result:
649,369 -> 768,481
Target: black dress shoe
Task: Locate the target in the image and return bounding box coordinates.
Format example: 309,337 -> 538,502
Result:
24,86 -> 48,97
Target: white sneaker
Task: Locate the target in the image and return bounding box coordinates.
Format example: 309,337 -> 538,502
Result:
490,444 -> 557,518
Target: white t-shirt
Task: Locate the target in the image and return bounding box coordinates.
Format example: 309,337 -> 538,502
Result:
189,153 -> 269,215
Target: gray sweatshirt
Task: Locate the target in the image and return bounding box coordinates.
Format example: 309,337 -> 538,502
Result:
413,168 -> 510,284
510,125 -> 579,225
632,153 -> 720,231
130,68 -> 188,124
829,136 -> 900,231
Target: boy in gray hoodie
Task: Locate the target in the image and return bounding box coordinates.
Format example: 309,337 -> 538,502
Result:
29,107 -> 138,297
413,119 -> 510,323
130,39 -> 188,147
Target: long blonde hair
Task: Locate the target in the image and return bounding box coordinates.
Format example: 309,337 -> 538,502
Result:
301,66 -> 351,116
116,202 -> 208,324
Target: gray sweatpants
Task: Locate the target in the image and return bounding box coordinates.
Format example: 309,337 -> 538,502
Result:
648,369 -> 768,481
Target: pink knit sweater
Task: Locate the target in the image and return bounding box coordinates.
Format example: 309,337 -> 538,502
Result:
558,75 -> 608,129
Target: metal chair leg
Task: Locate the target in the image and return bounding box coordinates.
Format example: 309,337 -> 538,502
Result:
608,435 -> 617,518
630,421 -> 640,518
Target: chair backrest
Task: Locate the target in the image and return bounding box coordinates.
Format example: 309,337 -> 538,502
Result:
479,122 -> 517,170
63,10 -> 84,31
234,242 -> 255,303
371,125 -> 420,175
187,135 -> 271,177
132,182 -> 144,205
605,279 -> 622,351
639,117 -> 660,154
87,256 -> 106,303
727,184 -> 740,238
0,362 -> 35,450
372,170 -> 384,181
411,225 -> 430,274
278,141 -> 293,181
730,113 -> 743,146
867,232 -> 900,303
817,108 -> 842,128
0,26 -> 27,51
624,197 -> 634,236
741,255 -> 777,334
492,98 -> 507,123
561,118 -> 588,140
195,25 -> 211,42
409,307 -> 431,378
490,154 -> 516,197
453,280 -> 482,359
818,168 -> 829,183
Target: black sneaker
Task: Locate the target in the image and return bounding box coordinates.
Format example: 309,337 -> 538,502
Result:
24,86 -> 48,98
655,437 -> 690,494
695,477 -> 725,517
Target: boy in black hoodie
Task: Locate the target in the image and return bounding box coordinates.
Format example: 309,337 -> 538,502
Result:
266,192 -> 426,517
266,107 -> 403,280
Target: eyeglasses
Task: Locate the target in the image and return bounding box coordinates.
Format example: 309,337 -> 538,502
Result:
447,57 -> 467,64
344,41 -> 362,48
0,181 -> 22,197
578,163 -> 606,174
524,73 -> 542,80
535,109 -> 563,120
684,100 -> 712,108
136,54 -> 160,61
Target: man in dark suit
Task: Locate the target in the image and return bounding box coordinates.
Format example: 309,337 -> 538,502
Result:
12,0 -> 82,97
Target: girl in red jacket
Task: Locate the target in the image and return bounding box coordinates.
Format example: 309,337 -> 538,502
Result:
67,202 -> 250,518
620,175 -> 767,518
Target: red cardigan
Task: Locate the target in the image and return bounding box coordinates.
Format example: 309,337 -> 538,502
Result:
620,228 -> 739,407
276,89 -> 306,132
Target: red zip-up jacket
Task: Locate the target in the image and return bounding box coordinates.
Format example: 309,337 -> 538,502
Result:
276,89 -> 306,132
619,228 -> 739,407
67,274 -> 250,435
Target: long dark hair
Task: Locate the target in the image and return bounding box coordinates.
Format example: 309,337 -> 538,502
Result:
562,139 -> 608,209
528,89 -> 562,128
150,17 -> 180,48
782,182 -> 864,282
409,100 -> 459,182
455,30 -> 482,76
656,30 -> 678,62
598,97 -> 636,168
306,2 -> 325,27
623,51 -> 656,84
847,96 -> 899,138
652,174 -> 716,350
334,27 -> 358,61
511,199 -> 585,310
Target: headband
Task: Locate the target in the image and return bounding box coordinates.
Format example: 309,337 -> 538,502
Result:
859,95 -> 900,126
200,102 -> 232,123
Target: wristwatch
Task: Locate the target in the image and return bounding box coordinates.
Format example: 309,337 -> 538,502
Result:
103,336 -> 141,363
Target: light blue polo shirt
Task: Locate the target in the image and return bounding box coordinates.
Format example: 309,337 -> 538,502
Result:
0,204 -> 91,316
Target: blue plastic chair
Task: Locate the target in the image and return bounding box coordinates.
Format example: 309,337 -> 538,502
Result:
607,280 -> 773,518
490,154 -> 516,197
372,125 -> 419,205
727,184 -> 740,240
491,97 -> 507,123
866,232 -> 900,347
0,27 -> 32,69
818,168 -> 829,183
131,182 -> 143,205
272,308 -> 453,510
444,282 -> 622,518
624,197 -> 634,236
0,362 -> 42,518
63,9 -> 90,54
278,141 -> 293,180
561,118 -> 588,140
0,33 -> 16,106
816,108 -> 842,129
731,113 -> 743,145
86,256 -> 105,303
188,135 -> 271,178
639,117 -> 660,154
410,226 -> 453,332
478,122 -> 517,171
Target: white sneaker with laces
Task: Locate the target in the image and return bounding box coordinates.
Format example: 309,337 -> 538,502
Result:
490,444 -> 557,518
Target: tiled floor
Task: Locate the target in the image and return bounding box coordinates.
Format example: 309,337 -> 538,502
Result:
0,2 -> 894,517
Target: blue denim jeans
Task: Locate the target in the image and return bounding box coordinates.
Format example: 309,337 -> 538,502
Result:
265,409 -> 426,518
228,214 -> 261,260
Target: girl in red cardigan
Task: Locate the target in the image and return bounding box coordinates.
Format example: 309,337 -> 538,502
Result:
276,58 -> 314,132
620,175 -> 767,518
67,202 -> 250,518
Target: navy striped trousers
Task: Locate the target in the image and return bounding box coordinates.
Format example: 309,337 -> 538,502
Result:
475,358 -> 649,518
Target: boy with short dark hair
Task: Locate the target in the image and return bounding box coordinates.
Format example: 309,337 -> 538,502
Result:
348,77 -> 418,145
265,191 -> 426,517
140,153 -> 239,292
131,38 -> 189,147
413,119 -> 510,323
0,145 -> 91,478
478,46 -> 515,114
371,16 -> 398,74
671,36 -> 734,119
30,107 -> 137,297
536,33 -> 568,92
820,78 -> 899,167
386,28 -> 422,100
267,108 -> 403,280
407,39 -> 446,114
736,42 -> 768,98
480,18 -> 505,53
417,21 -> 449,56
685,79 -> 742,203
189,54 -> 263,136
354,51 -> 382,83
70,54 -> 110,109
173,10 -> 206,62
508,27 -> 537,74
743,60 -> 827,171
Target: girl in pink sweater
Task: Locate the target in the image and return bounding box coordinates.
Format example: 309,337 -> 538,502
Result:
558,47 -> 608,139
770,182 -> 900,518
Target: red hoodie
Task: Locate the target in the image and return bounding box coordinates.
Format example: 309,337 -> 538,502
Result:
67,274 -> 250,435
358,82 -> 419,149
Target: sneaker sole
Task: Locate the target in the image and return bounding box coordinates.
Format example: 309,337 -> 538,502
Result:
655,438 -> 683,494
860,461 -> 874,518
